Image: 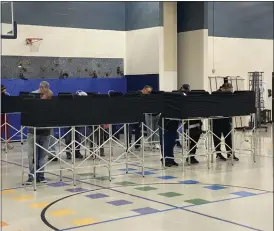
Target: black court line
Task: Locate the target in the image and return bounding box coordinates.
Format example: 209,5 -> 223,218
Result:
40,183 -> 271,231
2,159 -> 273,230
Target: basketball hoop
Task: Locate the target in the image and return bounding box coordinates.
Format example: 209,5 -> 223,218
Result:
26,38 -> 43,52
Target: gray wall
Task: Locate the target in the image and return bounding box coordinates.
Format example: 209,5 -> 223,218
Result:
177,2 -> 208,33
2,1 -> 163,31
2,2 -> 125,31
1,56 -> 124,79
125,2 -> 162,31
208,2 -> 274,39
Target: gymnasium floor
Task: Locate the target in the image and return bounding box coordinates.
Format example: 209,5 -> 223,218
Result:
1,127 -> 273,231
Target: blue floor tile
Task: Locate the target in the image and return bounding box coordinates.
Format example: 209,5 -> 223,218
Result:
204,185 -> 226,190
132,207 -> 159,215
119,168 -> 137,171
231,191 -> 256,197
107,200 -> 133,206
157,176 -> 177,180
179,180 -> 199,184
136,171 -> 156,176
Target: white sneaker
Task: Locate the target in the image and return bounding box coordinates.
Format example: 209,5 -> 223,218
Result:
155,144 -> 160,149
7,144 -> 14,150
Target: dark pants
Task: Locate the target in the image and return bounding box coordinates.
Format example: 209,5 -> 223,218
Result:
159,128 -> 177,162
212,118 -> 232,154
64,127 -> 82,157
188,127 -> 202,155
89,125 -> 104,154
128,123 -> 141,148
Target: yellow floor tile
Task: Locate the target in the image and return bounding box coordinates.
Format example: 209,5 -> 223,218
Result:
72,218 -> 99,226
1,189 -> 16,195
12,195 -> 34,201
1,221 -> 8,227
29,202 -> 49,209
50,209 -> 76,217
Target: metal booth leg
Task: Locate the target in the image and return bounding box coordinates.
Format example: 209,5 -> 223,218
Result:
21,126 -> 24,185
141,122 -> 145,177
33,128 -> 37,191
72,126 -> 76,186
108,125 -> 113,181
124,124 -> 129,174
58,128 -> 63,181
161,118 -> 166,168
4,113 -> 8,153
181,120 -> 185,171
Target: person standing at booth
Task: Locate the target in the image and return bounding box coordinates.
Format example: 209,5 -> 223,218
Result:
26,82 -> 53,184
180,84 -> 202,164
213,81 -> 239,161
128,85 -> 153,150
1,84 -> 14,150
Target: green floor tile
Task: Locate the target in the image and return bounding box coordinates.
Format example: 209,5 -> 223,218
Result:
79,173 -> 94,177
135,186 -> 158,191
95,176 -> 113,181
184,198 -> 210,205
115,181 -> 136,186
158,192 -> 183,198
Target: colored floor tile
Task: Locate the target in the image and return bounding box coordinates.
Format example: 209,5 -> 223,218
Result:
157,176 -> 177,180
204,185 -> 226,190
72,218 -> 99,226
136,171 -> 155,175
1,189 -> 16,195
95,176 -> 114,181
1,221 -> 8,227
158,192 -> 183,198
185,198 -> 210,205
66,187 -> 89,193
231,191 -> 256,197
107,199 -> 133,206
179,180 -> 199,184
86,193 -> 109,199
12,195 -> 34,201
29,202 -> 49,208
50,209 -> 76,217
132,207 -> 159,215
79,173 -> 95,177
47,182 -> 69,187
134,186 -> 158,191
119,168 -> 137,171
115,181 -> 136,186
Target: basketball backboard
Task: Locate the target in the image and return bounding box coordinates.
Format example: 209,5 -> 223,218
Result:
1,2 -> 17,39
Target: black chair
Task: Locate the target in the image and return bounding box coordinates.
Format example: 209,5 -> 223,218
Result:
58,92 -> 74,99
108,91 -> 124,97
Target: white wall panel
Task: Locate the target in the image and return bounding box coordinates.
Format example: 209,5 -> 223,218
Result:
208,36 -> 273,110
125,27 -> 160,75
2,24 -> 125,58
178,29 -> 208,90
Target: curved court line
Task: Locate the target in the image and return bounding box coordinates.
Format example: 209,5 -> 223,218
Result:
40,182 -> 271,231
2,159 -> 273,193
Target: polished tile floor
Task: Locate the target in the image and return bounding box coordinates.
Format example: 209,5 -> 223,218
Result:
1,127 -> 273,231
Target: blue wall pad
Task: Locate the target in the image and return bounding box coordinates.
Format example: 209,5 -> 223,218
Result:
126,74 -> 159,92
1,78 -> 127,140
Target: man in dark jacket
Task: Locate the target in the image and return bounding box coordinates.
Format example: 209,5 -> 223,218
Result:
212,82 -> 239,161
128,85 -> 152,149
158,114 -> 180,167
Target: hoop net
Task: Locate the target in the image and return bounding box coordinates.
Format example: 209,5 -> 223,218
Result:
26,38 -> 43,52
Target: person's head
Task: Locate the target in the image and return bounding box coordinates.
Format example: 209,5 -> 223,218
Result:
62,73 -> 69,78
1,84 -> 6,94
181,84 -> 190,92
222,82 -> 233,92
141,85 -> 153,95
39,81 -> 50,94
